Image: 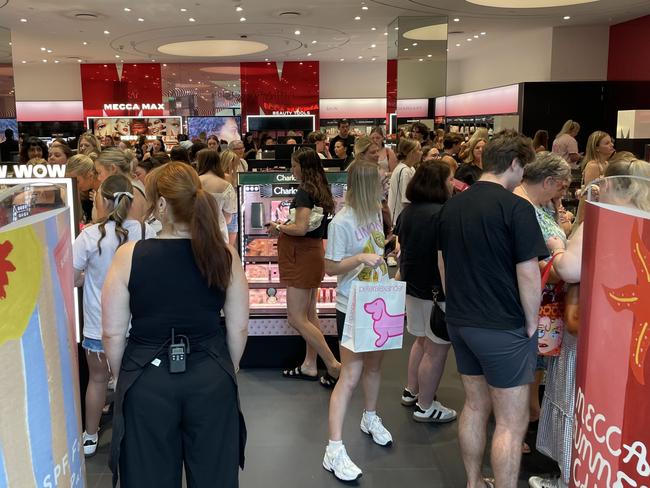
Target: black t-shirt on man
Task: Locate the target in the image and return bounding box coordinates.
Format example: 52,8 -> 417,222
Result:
437,181 -> 548,330
394,202 -> 444,301
329,134 -> 356,157
291,188 -> 329,239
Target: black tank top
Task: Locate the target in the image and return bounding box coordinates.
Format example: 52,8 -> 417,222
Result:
128,239 -> 227,343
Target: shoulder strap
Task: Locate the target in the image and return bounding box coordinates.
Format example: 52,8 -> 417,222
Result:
140,220 -> 146,241
392,166 -> 406,222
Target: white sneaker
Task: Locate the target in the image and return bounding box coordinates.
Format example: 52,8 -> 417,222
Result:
401,388 -> 418,406
413,400 -> 457,423
323,444 -> 362,481
83,431 -> 98,457
360,411 -> 393,446
529,476 -> 560,488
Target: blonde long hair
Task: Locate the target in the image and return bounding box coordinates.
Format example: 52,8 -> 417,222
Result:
581,131 -> 611,170
557,119 -> 580,139
604,159 -> 650,212
345,160 -> 382,225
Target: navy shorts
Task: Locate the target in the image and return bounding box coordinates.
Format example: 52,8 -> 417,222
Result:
448,325 -> 537,389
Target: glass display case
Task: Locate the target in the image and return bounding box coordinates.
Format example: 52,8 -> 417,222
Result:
237,172 -> 347,335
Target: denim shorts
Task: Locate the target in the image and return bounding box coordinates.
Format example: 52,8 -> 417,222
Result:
82,337 -> 104,353
227,212 -> 239,233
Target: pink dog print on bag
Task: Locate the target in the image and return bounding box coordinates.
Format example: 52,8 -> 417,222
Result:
364,298 -> 405,347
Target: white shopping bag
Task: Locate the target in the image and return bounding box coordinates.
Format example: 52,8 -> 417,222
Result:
341,280 -> 406,353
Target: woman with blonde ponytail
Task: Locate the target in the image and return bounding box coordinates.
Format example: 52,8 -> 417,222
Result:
102,162 -> 249,487
72,174 -> 156,458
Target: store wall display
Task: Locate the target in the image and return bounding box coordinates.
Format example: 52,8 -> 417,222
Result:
241,62 -> 319,129
571,198 -> 650,488
187,116 -> 241,143
87,116 -> 181,139
15,101 -> 84,122
80,63 -> 163,119
0,207 -> 85,487
18,121 -> 85,139
608,15 -> 650,81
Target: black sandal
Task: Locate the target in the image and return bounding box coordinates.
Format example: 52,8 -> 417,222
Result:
282,366 -> 319,381
320,372 -> 338,389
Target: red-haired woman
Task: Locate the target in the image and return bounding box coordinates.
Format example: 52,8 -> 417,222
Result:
102,162 -> 249,487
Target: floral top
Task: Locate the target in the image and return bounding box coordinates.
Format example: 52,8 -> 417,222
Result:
535,205 -> 566,263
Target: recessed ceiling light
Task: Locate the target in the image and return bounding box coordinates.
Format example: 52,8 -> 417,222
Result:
151,59 -> 156,62
294,30 -> 301,35
42,59 -> 47,63
163,63 -> 167,66
21,60 -> 26,63
124,7 -> 131,12
371,43 -> 376,48
138,17 -> 145,22
403,48 -> 408,51
20,18 -> 27,22
83,41 -> 88,45
563,15 -> 571,19
394,26 -> 399,30
54,60 -> 60,63
78,59 -> 82,63
236,6 -> 243,11
371,27 -> 376,31
383,32 -> 388,36
371,57 -> 376,61
412,42 -> 418,46
115,54 -> 120,58
362,5 -> 369,10
340,58 -> 344,61
47,49 -> 52,53
453,18 -> 460,22
189,17 -> 196,22
467,38 -> 472,41
358,55 -> 363,59
240,17 -> 246,21
427,54 -> 432,57
354,16 -> 361,20
419,58 -> 423,61
474,34 -> 479,38
456,43 -> 461,46
311,40 -> 317,44
307,52 -> 312,56
104,30 -> 110,34
40,47 -> 46,51
265,58 -> 269,61
180,8 -> 187,12
481,32 -> 486,35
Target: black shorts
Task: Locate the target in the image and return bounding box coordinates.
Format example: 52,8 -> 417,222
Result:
447,325 -> 537,389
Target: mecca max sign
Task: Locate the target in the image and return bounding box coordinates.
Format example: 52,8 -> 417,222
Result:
103,103 -> 165,111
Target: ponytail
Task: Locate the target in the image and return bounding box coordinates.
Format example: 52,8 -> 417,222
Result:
96,175 -> 134,255
190,188 -> 232,289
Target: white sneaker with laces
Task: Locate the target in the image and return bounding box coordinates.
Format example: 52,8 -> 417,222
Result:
413,400 -> 457,423
360,411 -> 393,446
323,444 -> 362,481
529,476 -> 560,488
401,388 -> 418,406
83,431 -> 98,457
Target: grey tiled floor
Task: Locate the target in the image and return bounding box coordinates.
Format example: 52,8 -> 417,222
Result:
85,335 -> 555,487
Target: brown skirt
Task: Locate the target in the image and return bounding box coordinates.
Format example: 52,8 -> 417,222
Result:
277,233 -> 325,289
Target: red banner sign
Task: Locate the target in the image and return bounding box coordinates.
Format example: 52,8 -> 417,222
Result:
571,202 -> 650,487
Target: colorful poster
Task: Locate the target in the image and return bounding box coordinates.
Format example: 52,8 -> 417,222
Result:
570,201 -> 650,488
88,116 -> 181,138
0,208 -> 85,487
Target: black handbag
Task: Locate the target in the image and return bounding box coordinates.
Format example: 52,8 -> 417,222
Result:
429,293 -> 450,342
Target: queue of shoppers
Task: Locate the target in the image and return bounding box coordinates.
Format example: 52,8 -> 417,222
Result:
7,114 -> 646,488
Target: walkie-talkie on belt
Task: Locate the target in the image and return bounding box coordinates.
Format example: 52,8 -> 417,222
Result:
168,328 -> 190,374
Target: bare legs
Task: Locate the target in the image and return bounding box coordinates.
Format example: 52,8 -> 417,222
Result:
85,350 -> 110,436
286,287 -> 340,378
529,369 -> 544,422
416,340 -> 451,408
458,375 -> 530,488
328,348 -> 384,441
406,337 -> 425,395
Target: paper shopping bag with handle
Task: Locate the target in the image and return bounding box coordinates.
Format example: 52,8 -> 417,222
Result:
341,280 -> 406,353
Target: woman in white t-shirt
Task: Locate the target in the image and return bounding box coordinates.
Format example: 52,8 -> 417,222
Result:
196,148 -> 237,244
387,138 -> 421,227
322,161 -> 391,482
73,175 -> 156,457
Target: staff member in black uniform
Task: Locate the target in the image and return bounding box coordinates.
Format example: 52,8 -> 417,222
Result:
102,162 -> 249,488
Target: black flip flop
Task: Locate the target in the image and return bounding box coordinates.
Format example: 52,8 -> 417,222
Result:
282,366 -> 319,381
320,372 -> 339,389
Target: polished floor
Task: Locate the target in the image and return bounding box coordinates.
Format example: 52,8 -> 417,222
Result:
85,335 -> 558,487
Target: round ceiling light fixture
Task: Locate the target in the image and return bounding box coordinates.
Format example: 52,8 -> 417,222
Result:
466,0 -> 596,7
158,40 -> 269,57
402,23 -> 447,41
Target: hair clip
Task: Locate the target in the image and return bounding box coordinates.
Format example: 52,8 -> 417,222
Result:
113,191 -> 134,203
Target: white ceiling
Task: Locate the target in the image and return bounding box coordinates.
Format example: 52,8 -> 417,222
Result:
0,0 -> 648,65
